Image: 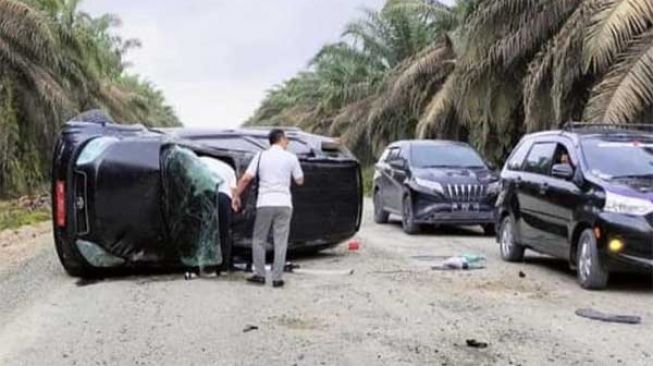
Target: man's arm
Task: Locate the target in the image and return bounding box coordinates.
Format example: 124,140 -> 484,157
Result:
232,173 -> 254,212
232,153 -> 260,211
292,156 -> 304,186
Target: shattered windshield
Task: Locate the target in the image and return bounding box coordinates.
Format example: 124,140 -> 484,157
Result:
582,136 -> 653,179
161,145 -> 223,268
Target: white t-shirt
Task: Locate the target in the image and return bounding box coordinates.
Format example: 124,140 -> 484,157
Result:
246,145 -> 304,208
199,157 -> 237,199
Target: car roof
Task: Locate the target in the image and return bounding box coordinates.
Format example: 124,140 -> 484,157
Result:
523,127 -> 653,145
387,139 -> 471,148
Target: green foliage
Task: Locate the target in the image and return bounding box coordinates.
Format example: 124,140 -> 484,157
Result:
251,0 -> 653,167
0,198 -> 50,231
0,0 -> 180,197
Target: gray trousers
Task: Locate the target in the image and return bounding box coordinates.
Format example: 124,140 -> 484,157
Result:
252,207 -> 293,281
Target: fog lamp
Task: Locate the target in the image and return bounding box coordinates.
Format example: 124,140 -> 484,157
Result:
608,239 -> 624,253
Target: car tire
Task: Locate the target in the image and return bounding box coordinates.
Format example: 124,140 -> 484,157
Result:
402,195 -> 420,235
499,216 -> 524,262
373,189 -> 389,224
482,224 -> 496,236
576,229 -> 609,290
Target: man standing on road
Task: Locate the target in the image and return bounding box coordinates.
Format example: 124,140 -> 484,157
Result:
200,156 -> 237,275
232,129 -> 304,288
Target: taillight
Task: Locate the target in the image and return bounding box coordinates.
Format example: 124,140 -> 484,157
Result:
56,181 -> 66,227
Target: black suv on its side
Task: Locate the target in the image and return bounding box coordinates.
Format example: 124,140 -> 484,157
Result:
496,123 -> 653,290
373,140 -> 500,235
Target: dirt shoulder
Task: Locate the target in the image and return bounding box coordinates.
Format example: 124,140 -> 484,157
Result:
0,222 -> 52,273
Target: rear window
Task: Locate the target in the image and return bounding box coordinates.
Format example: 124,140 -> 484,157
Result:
523,143 -> 556,175
582,136 -> 653,179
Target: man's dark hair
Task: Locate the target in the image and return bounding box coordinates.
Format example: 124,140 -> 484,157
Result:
269,129 -> 286,145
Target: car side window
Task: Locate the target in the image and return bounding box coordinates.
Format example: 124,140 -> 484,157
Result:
523,142 -> 557,175
506,141 -> 531,171
552,143 -> 574,168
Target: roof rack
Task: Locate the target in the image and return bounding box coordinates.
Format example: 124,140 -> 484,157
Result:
562,122 -> 653,132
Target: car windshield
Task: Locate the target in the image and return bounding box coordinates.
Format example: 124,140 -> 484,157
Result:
410,144 -> 486,168
582,136 -> 653,179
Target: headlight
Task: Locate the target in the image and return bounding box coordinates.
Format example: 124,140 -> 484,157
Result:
604,191 -> 653,216
413,177 -> 444,194
77,137 -> 118,165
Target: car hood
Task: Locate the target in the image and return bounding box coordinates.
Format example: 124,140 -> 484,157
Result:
603,179 -> 653,200
412,167 -> 498,185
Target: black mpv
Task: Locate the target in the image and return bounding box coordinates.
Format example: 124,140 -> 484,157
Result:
373,140 -> 500,235
496,123 -> 653,290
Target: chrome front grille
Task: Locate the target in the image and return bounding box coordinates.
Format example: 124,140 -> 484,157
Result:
445,184 -> 485,202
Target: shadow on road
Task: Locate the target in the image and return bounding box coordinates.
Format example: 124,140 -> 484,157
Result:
522,256 -> 653,293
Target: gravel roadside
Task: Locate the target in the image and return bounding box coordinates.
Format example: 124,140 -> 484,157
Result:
0,202 -> 651,365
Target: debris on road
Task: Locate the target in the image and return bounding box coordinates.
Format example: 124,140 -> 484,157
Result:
431,254 -> 486,271
466,339 -> 489,348
291,268 -> 355,276
519,271 -> 526,278
575,308 -> 641,324
243,325 -> 259,333
348,239 -> 361,251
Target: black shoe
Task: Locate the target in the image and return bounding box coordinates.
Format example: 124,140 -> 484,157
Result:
247,275 -> 265,285
272,280 -> 285,288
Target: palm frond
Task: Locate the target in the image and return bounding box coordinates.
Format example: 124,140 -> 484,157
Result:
584,28 -> 653,122
584,0 -> 653,73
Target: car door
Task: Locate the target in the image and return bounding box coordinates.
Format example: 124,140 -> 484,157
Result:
385,147 -> 409,212
517,141 -> 558,254
533,141 -> 583,257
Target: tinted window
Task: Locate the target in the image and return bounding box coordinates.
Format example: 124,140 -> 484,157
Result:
410,144 -> 486,168
582,136 -> 653,179
524,143 -> 556,175
506,141 -> 530,171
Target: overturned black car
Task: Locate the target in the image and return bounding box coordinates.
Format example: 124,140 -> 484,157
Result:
51,114 -> 362,277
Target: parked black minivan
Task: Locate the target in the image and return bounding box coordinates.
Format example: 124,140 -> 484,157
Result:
373,140 -> 500,235
496,123 -> 653,289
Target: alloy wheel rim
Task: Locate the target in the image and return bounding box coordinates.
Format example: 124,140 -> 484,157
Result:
403,199 -> 411,227
579,238 -> 592,281
501,221 -> 513,255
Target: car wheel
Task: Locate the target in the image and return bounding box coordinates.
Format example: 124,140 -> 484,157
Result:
482,224 -> 496,236
373,189 -> 389,224
576,229 -> 609,290
402,195 -> 420,235
499,216 -> 524,262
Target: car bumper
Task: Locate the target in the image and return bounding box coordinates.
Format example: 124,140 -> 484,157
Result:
595,212 -> 653,272
412,193 -> 496,225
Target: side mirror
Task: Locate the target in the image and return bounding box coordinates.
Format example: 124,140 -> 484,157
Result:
486,161 -> 497,171
552,164 -> 574,180
389,159 -> 406,170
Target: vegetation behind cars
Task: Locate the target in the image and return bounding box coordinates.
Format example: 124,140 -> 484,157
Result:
247,0 -> 653,166
0,0 -> 180,198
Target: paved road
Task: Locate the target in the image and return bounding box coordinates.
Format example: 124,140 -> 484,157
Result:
1,202 -> 651,365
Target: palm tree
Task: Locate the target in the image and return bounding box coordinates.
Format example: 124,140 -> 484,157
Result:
0,0 -> 179,196
419,0 -> 653,161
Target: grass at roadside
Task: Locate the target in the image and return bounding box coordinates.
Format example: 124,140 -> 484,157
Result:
0,198 -> 51,232
362,165 -> 375,197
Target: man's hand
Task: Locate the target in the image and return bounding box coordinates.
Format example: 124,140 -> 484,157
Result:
232,196 -> 242,212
